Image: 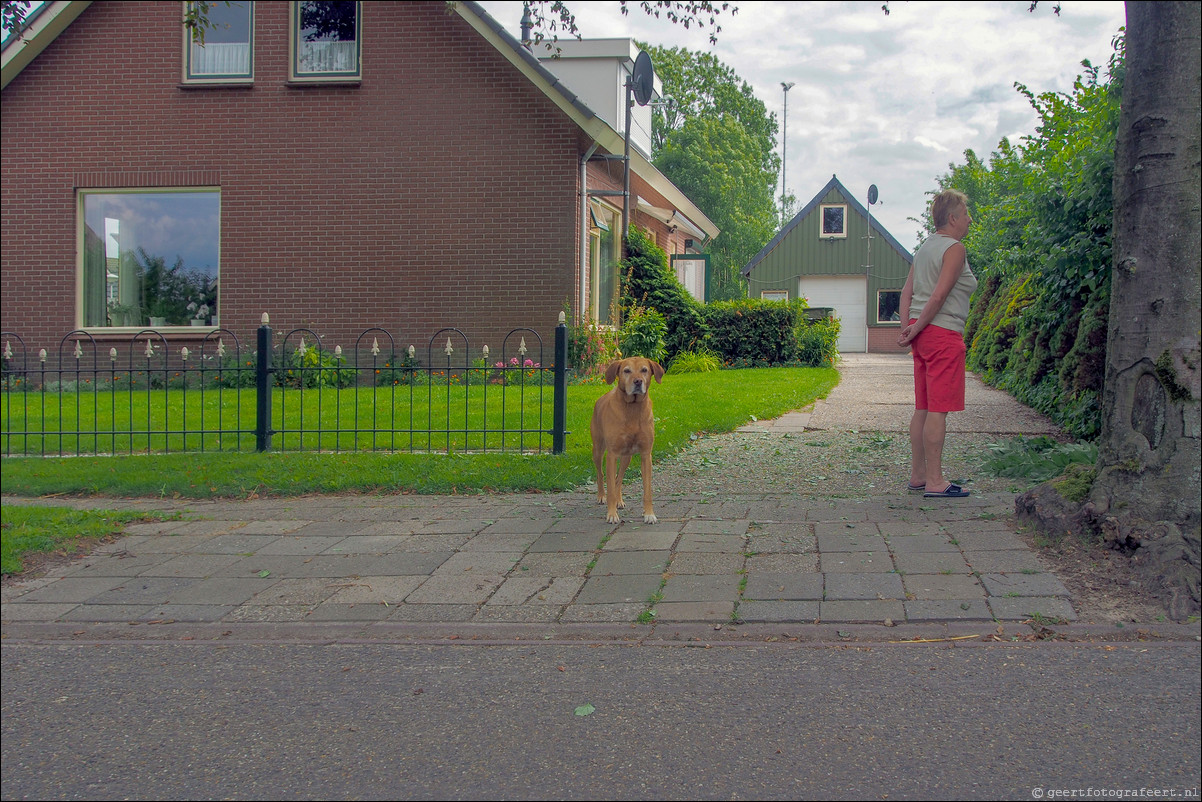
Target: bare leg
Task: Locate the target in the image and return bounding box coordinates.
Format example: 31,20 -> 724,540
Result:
922,411 -> 949,491
909,409 -> 927,487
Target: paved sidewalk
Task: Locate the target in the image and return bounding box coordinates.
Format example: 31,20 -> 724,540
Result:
1,355 -> 1080,632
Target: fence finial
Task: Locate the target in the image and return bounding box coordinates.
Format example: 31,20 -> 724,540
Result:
371,338 -> 380,357
559,311 -> 566,324
445,338 -> 454,356
181,347 -> 190,361
109,347 -> 117,362
261,313 -> 270,325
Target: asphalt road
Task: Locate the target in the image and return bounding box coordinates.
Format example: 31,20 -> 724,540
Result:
3,638 -> 1199,800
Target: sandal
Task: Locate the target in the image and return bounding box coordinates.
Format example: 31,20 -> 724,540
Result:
907,482 -> 926,494
924,483 -> 970,498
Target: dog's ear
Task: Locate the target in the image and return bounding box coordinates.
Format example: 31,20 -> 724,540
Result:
650,361 -> 665,383
604,361 -> 622,385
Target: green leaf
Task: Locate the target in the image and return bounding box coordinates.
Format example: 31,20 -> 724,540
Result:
574,703 -> 596,717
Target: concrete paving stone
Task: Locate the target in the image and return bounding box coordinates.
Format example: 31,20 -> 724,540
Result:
903,599 -> 994,621
653,600 -> 734,622
258,554 -> 382,579
744,533 -> 818,554
224,605 -> 315,623
473,605 -> 563,623
819,552 -> 895,573
414,519 -> 493,535
320,535 -> 413,554
592,551 -> 672,575
988,596 -> 1078,622
1,603 -> 80,621
893,552 -> 973,574
747,521 -> 817,537
963,550 -> 1047,574
545,517 -> 617,534
304,603 -> 394,621
325,576 -> 427,604
675,533 -> 746,553
667,552 -> 744,574
162,520 -> 249,536
432,552 -> 523,576
707,500 -> 753,519
234,520 -> 311,535
138,553 -> 249,577
951,531 -> 1028,551
603,530 -> 678,551
558,603 -> 646,623
661,574 -> 742,603
354,521 -> 421,536
622,519 -> 687,536
132,534 -> 221,554
809,503 -> 870,522
458,532 -> 543,552
982,572 -> 1071,598
256,536 -> 347,556
139,604 -> 236,622
358,551 -> 452,576
819,599 -> 906,623
742,572 -> 824,601
816,531 -> 887,552
745,552 -> 819,573
824,573 -> 905,600
165,577 -> 272,606
250,577 -> 343,606
903,573 -> 986,600
199,534 -> 286,554
486,576 -> 584,606
887,534 -> 961,554
575,574 -> 662,606
404,574 -> 505,605
384,603 -> 478,622
120,521 -> 190,536
735,600 -> 820,623
877,521 -> 949,538
478,518 -> 557,536
60,552 -> 175,577
512,552 -> 593,576
758,501 -> 814,522
649,499 -> 705,519
61,604 -> 157,622
16,576 -> 141,604
391,534 -> 472,551
528,531 -> 604,553
682,519 -> 750,535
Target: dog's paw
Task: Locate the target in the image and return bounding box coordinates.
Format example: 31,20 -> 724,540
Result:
606,511 -> 622,524
616,499 -> 625,510
643,513 -> 658,524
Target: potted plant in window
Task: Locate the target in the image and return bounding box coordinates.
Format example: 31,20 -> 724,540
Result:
187,301 -> 211,326
108,302 -> 139,327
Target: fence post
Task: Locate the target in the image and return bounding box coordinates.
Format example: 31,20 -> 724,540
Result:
255,314 -> 273,452
553,312 -> 568,454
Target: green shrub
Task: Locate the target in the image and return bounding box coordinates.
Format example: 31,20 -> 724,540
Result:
667,349 -> 722,374
619,306 -> 667,363
979,435 -> 1098,483
796,317 -> 840,368
566,306 -> 618,380
619,226 -> 708,360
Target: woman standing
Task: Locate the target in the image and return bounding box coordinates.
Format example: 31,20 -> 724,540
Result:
897,190 -> 978,498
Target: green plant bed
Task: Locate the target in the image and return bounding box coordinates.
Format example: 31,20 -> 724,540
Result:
0,367 -> 839,497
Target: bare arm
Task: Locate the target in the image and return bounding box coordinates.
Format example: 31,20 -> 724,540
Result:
897,242 -> 965,346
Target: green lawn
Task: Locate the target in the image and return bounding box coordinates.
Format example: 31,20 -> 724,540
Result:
0,366 -> 838,498
1,506 -> 181,575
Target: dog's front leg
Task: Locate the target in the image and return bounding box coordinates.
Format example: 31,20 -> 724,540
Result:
641,451 -> 657,524
605,453 -> 623,523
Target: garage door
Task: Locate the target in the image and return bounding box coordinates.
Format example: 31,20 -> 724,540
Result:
798,276 -> 867,353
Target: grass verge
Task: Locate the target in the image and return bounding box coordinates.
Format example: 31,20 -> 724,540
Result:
1,506 -> 181,575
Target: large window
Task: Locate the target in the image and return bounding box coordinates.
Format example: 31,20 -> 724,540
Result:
590,202 -> 620,326
185,1 -> 254,81
292,1 -> 361,80
819,204 -> 847,239
877,289 -> 902,323
81,191 -> 220,329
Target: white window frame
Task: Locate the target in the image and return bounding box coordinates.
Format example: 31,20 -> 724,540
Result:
182,1 -> 254,84
877,289 -> 903,324
589,201 -> 621,326
760,290 -> 789,302
289,0 -> 362,83
819,204 -> 848,239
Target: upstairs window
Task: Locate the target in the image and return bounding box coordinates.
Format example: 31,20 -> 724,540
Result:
185,1 -> 254,82
819,204 -> 847,239
877,289 -> 902,323
292,1 -> 361,81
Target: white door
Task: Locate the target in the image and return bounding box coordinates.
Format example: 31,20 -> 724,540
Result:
798,276 -> 867,353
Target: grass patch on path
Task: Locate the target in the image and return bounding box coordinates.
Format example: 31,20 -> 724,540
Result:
1,506 -> 180,575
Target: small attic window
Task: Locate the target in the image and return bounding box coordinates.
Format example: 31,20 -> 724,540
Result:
819,204 -> 847,239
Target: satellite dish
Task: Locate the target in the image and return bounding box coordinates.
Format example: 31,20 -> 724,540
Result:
632,50 -> 654,107
868,184 -> 879,205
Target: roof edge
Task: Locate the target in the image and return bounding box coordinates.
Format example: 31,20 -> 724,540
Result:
2,1 -> 91,91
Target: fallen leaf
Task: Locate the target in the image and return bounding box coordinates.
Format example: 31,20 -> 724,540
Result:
574,703 -> 595,717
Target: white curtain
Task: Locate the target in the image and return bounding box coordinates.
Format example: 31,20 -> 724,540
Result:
191,42 -> 250,76
297,40 -> 356,73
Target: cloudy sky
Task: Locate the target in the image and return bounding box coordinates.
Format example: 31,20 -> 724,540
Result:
478,0 -> 1126,249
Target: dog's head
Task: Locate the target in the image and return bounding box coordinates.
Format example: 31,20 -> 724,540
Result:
605,357 -> 664,398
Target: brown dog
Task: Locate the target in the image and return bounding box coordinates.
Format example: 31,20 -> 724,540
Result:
590,356 -> 665,524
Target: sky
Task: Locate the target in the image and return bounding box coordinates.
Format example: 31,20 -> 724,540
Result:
478,0 -> 1127,249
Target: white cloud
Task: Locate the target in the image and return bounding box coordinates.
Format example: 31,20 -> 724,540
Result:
478,0 -> 1126,250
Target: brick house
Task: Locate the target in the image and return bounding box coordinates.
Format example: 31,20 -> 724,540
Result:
741,175 -> 912,354
0,0 -> 717,363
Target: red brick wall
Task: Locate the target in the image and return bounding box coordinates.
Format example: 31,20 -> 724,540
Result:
1,2 -> 583,362
867,326 -> 909,353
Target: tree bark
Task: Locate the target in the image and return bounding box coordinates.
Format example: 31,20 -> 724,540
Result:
1089,1 -> 1201,619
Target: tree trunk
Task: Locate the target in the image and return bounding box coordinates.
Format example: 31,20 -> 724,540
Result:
1092,1 -> 1201,619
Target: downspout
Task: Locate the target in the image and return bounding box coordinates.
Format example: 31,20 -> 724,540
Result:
580,141 -> 599,326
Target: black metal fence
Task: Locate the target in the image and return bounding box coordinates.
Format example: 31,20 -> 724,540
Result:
1,316 -> 569,457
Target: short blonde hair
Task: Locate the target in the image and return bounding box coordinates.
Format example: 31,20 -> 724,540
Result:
931,189 -> 969,229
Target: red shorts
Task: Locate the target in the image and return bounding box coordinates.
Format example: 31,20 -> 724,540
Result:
910,321 -> 966,413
